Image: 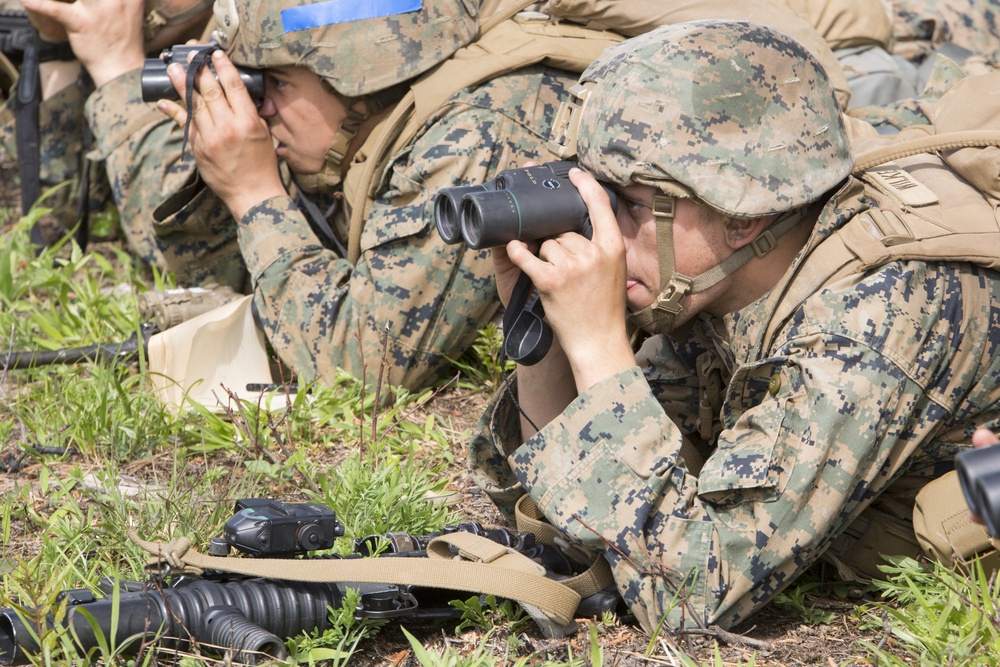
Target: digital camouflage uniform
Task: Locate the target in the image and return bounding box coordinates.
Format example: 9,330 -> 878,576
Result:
892,0 -> 1000,63
0,23 -> 249,291
148,0 -> 583,391
468,22 -> 1000,632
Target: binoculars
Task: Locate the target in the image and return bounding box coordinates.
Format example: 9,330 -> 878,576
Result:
140,44 -> 264,105
956,444 -> 1000,537
434,160 -> 617,249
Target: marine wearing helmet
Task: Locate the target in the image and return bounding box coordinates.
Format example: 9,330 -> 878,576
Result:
470,19 -> 1000,634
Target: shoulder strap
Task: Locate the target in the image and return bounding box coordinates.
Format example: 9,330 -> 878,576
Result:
753,131 -> 1000,359
341,16 -> 622,264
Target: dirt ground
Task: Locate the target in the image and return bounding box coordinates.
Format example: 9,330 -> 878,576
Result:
0,150 -> 911,666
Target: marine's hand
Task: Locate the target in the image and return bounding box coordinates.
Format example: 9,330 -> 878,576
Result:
20,0 -> 67,43
506,167 -> 634,392
20,0 -> 145,87
158,50 -> 286,220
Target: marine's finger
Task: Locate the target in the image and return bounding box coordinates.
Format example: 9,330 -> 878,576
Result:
208,49 -> 259,115
20,0 -> 78,25
157,63 -> 192,127
568,167 -> 621,245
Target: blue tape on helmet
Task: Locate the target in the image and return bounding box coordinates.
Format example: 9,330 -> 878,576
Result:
282,0 -> 423,33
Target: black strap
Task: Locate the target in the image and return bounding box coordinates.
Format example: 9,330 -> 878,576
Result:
74,93 -> 93,253
295,189 -> 347,257
15,32 -> 41,222
181,44 -> 220,153
15,30 -> 80,250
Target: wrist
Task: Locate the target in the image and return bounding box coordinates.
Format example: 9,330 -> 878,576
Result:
566,332 -> 635,394
39,60 -> 82,99
228,185 -> 287,222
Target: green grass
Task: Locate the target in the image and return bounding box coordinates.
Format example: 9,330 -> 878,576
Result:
3,208 -> 999,667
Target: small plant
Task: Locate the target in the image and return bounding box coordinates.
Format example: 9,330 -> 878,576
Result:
449,323 -> 515,390
857,555 -> 1000,666
285,587 -> 386,666
771,585 -> 836,626
451,595 -> 531,637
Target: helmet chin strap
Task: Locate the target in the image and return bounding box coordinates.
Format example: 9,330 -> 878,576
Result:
627,195 -> 806,335
294,82 -> 410,194
293,106 -> 368,194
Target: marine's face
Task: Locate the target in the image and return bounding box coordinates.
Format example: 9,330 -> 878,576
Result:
613,183 -> 731,326
257,66 -> 347,176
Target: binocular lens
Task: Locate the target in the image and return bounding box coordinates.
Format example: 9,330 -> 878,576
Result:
460,190 -> 520,250
434,184 -> 491,245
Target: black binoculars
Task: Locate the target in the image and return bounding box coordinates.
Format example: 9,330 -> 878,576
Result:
434,160 -> 617,249
140,44 -> 264,105
956,444 -> 1000,537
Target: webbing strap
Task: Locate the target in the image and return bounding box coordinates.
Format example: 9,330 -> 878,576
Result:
852,130 -> 1000,174
513,495 -> 615,600
129,529 -> 581,627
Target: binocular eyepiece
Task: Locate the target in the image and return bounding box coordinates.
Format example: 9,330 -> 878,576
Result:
434,160 -> 617,249
140,44 -> 264,106
956,444 -> 1000,537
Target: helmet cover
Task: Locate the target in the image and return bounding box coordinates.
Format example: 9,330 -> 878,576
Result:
213,0 -> 480,97
575,20 -> 854,217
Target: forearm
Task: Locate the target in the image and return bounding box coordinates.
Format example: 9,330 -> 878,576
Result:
87,71 -> 246,288
514,339 -> 576,440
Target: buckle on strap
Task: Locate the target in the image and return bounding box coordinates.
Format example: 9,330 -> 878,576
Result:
548,84 -> 590,159
655,276 -> 693,314
750,230 -> 776,258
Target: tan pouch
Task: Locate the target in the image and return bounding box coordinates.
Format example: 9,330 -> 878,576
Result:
913,470 -> 999,569
932,73 -> 1000,198
774,0 -> 892,49
147,295 -> 289,413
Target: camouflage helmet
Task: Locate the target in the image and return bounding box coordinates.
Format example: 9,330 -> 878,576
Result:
212,0 -> 481,98
575,20 -> 853,219
568,21 -> 854,336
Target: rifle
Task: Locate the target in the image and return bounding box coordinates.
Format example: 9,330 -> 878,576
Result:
0,286 -> 240,371
0,7 -> 34,62
0,500 -> 623,665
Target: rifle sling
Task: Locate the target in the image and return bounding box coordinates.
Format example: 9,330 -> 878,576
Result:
131,529 -> 584,630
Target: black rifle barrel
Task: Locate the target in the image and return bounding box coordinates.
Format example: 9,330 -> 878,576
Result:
0,577 -> 345,666
0,324 -> 158,371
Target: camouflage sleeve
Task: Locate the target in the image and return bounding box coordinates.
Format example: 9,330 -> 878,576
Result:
241,102 -> 550,390
86,70 -> 246,290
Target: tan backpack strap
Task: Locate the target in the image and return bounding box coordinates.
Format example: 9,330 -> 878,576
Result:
753,129 -> 1000,357
129,529 -> 581,629
852,130 -> 1000,173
